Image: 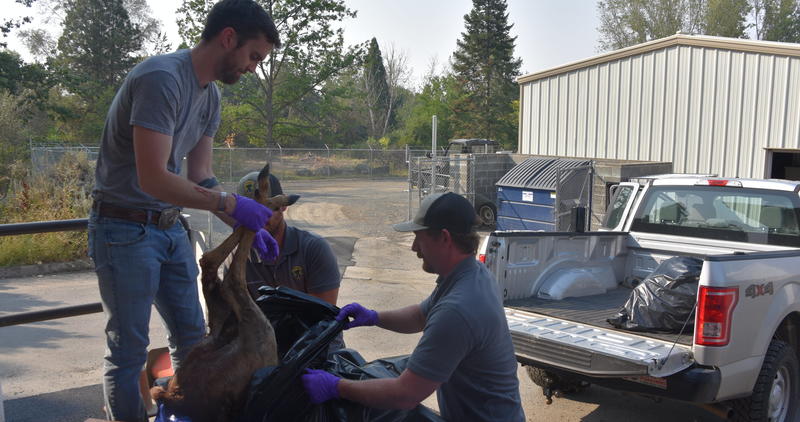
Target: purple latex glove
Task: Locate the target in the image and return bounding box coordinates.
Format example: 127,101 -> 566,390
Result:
229,194 -> 273,232
253,228 -> 279,262
336,303 -> 379,330
301,368 -> 340,404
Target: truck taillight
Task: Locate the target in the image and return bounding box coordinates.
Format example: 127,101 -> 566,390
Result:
478,254 -> 486,263
695,286 -> 738,346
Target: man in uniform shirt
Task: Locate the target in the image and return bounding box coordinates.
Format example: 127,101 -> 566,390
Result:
235,171 -> 341,305
300,192 -> 525,421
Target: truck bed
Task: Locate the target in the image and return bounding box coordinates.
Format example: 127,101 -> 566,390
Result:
504,288 -> 693,346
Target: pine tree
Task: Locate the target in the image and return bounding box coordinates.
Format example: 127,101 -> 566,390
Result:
57,0 -> 143,94
450,0 -> 521,147
362,38 -> 390,139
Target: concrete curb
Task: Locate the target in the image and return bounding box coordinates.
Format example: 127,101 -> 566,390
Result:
0,258 -> 93,279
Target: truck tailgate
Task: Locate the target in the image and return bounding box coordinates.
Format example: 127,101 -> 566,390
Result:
506,308 -> 694,378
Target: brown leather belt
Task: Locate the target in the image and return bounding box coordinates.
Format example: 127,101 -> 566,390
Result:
95,202 -> 180,229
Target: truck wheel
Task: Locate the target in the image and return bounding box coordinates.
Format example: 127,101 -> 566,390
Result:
478,204 -> 496,227
731,339 -> 799,422
526,367 -> 589,394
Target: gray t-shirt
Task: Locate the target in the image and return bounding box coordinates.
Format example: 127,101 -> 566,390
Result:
408,258 -> 525,422
93,49 -> 221,210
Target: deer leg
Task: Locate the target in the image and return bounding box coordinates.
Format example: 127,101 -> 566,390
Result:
215,229 -> 255,323
200,227 -> 245,335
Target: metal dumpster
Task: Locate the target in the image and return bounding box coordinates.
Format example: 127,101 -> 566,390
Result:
496,158 -> 592,231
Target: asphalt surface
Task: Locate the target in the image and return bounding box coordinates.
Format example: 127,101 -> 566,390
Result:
0,178 -> 724,421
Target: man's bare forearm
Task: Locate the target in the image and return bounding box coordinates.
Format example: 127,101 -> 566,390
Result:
140,168 -> 236,213
337,369 -> 439,410
376,304 -> 425,334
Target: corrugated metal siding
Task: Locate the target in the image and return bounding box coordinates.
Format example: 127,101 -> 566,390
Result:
519,43 -> 800,178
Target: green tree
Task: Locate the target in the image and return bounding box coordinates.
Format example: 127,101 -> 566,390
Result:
362,37 -> 389,139
176,0 -> 215,49
597,0 -> 705,50
51,0 -> 143,141
450,0 -> 521,147
761,0 -> 800,41
0,50 -> 54,178
704,0 -> 751,37
0,50 -> 51,107
56,0 -> 143,97
177,0 -> 363,146
394,64 -> 456,147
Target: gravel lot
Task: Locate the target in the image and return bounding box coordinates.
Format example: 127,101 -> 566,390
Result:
0,178 -> 721,421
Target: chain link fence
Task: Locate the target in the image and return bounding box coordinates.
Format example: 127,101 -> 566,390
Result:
555,165 -> 594,231
407,155 -> 476,220
29,144 -> 430,183
30,145 -> 100,175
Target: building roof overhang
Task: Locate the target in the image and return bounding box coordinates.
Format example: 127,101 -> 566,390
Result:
517,33 -> 800,85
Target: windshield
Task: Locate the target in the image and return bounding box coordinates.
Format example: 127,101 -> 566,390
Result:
630,186 -> 800,246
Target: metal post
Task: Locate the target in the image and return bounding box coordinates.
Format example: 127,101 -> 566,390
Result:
408,159 -> 413,220
228,148 -> 233,183
324,144 -> 331,177
276,143 -> 283,179
431,115 -> 438,158
368,145 -> 374,179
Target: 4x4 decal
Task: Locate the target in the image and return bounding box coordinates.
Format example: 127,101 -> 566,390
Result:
745,282 -> 774,298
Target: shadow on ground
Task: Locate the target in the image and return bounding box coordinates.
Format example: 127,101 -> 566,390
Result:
5,383 -> 106,422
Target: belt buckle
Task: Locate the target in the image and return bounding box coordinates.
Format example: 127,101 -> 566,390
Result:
158,208 -> 180,230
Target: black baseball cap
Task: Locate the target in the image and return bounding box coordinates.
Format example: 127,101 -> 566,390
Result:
393,192 -> 477,234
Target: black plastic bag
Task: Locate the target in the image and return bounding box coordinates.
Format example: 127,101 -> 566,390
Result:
255,286 -> 341,360
607,256 -> 702,333
240,286 -> 443,422
306,351 -> 444,422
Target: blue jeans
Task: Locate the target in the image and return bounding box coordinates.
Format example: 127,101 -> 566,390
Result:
88,211 -> 205,422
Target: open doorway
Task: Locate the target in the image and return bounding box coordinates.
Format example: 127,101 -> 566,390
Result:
769,150 -> 800,181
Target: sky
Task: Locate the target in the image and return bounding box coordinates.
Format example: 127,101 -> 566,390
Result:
1,0 -> 601,88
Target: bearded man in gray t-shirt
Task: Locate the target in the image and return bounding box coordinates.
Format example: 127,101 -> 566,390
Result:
301,192 -> 525,422
88,1 -> 281,421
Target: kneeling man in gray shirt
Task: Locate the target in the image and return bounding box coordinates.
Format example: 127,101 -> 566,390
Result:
301,192 -> 525,421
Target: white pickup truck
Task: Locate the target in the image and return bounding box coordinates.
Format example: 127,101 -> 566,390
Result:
481,175 -> 800,422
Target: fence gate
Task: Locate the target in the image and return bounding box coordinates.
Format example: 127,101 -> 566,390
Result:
407,156 -> 475,219
555,164 -> 594,231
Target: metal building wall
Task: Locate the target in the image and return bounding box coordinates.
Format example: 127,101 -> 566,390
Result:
519,42 -> 800,178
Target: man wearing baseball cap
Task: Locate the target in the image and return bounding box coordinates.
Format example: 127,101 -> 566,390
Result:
301,192 -> 524,421
235,171 -> 341,308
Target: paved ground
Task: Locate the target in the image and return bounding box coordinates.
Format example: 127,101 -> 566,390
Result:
0,178 -> 723,421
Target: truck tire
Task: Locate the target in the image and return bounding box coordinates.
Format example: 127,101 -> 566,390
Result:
731,339 -> 799,422
478,203 -> 496,227
526,367 -> 589,395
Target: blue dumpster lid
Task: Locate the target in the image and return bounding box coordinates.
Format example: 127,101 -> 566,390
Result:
497,158 -> 592,190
